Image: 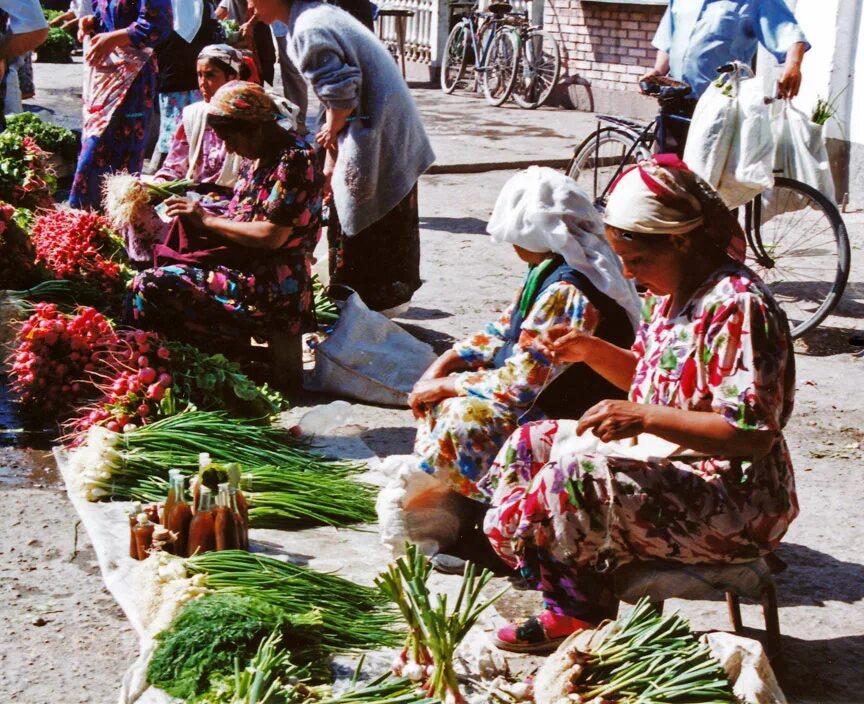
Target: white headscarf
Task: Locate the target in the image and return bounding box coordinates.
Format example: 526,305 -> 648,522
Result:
486,166 -> 641,329
172,0 -> 204,43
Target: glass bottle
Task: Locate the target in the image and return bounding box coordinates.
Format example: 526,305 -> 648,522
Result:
162,468 -> 182,528
229,486 -> 248,550
166,474 -> 193,557
128,502 -> 142,559
186,486 -> 215,556
214,483 -> 239,551
132,513 -> 155,560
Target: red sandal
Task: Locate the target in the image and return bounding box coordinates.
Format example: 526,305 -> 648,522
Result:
493,609 -> 597,654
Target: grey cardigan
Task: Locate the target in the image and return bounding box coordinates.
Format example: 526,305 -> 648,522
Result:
284,1 -> 435,235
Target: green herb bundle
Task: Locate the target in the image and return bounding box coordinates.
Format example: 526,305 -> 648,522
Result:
569,598 -> 737,703
36,27 -> 75,63
5,113 -> 77,158
185,551 -> 401,656
148,593 -> 322,700
376,544 -> 505,703
313,275 -> 339,325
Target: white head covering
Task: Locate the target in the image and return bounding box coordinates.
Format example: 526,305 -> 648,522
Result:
172,0 -> 204,43
486,166 -> 642,329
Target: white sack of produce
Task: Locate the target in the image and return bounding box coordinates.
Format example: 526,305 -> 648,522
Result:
726,77 -> 775,207
683,73 -> 740,190
702,631 -> 788,704
772,101 -> 835,202
376,455 -> 468,556
310,292 -> 438,407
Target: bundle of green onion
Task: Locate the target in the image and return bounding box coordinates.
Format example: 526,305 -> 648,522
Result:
376,544 -> 506,703
313,275 -> 340,325
146,178 -> 195,201
185,551 -> 401,656
570,598 -> 738,703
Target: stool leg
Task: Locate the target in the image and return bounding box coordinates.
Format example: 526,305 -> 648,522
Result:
726,592 -> 744,632
761,582 -> 782,664
396,19 -> 407,79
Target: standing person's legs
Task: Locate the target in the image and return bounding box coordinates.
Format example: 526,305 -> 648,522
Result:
275,34 -> 308,132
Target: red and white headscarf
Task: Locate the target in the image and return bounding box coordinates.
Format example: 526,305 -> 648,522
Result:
604,154 -> 746,262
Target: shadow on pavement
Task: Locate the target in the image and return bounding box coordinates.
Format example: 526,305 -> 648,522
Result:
774,542 -> 864,607
778,633 -> 864,702
420,216 -> 489,235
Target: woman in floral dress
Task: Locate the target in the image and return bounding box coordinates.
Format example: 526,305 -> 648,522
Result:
411,168 -> 641,504
129,81 -> 323,387
484,155 -> 797,653
71,0 -> 172,209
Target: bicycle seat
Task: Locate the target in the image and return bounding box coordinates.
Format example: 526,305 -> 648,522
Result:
639,75 -> 692,103
487,2 -> 513,15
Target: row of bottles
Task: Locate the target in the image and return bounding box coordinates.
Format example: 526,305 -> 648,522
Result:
129,465 -> 250,560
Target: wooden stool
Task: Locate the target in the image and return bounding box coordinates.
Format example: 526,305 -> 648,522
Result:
614,556 -> 785,664
377,7 -> 415,78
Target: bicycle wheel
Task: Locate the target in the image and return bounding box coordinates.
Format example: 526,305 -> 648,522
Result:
482,28 -> 520,107
511,28 -> 561,109
567,126 -> 650,205
441,23 -> 470,94
744,176 -> 850,338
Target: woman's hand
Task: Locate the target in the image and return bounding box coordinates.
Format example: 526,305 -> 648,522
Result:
316,121 -> 340,151
408,378 -> 458,420
85,30 -> 123,65
536,324 -> 597,364
576,399 -> 649,442
78,15 -> 96,43
164,197 -> 206,227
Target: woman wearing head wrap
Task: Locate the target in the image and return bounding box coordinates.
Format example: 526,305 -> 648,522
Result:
128,81 -> 323,389
482,155 -> 797,653
410,167 -> 640,517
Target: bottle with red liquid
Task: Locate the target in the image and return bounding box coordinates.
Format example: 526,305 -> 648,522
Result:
166,474 -> 193,557
214,483 -> 239,551
128,502 -> 142,560
162,468 -> 182,528
132,513 -> 155,560
186,486 -> 215,556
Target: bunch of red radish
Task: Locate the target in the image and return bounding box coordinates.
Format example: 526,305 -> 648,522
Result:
8,304 -> 117,416
75,329 -> 174,434
30,209 -> 125,291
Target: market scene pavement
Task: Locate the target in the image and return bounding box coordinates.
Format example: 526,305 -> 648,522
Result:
1,60 -> 864,703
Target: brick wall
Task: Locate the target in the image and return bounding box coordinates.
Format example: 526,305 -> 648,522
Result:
544,1 -> 666,92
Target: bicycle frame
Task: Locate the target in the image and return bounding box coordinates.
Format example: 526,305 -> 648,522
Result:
459,12 -> 502,75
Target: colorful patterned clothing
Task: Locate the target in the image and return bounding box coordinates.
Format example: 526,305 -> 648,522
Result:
129,132 -> 324,348
482,263 -> 797,616
156,89 -> 201,154
69,0 -> 172,209
415,280 -> 601,501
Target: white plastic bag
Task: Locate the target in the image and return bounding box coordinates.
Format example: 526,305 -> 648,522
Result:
684,64 -> 774,208
772,101 -> 835,202
375,456 -> 469,556
683,70 -> 740,189
309,293 -> 438,407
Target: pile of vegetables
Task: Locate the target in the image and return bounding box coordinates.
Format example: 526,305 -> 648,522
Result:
376,544 -> 505,703
553,598 -> 738,703
5,112 -> 78,160
36,26 -> 75,63
0,131 -> 55,208
7,304 -> 117,417
102,172 -> 195,231
312,275 -> 339,326
0,201 -> 42,290
66,411 -> 378,529
30,208 -> 129,292
147,551 -> 401,699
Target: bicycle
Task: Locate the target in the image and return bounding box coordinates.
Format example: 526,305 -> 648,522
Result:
503,11 -> 561,109
565,73 -> 850,338
440,2 -> 521,107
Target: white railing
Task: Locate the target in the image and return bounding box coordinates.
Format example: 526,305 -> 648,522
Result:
375,0 -> 542,68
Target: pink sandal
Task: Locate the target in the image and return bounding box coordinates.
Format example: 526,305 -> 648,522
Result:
493,609 -> 596,654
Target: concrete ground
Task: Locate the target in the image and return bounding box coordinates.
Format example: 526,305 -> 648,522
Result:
1,61 -> 864,703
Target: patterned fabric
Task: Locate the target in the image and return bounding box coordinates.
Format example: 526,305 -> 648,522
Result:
155,120 -> 227,184
198,42 -> 244,75
70,0 -> 172,209
414,281 -> 600,501
130,132 -> 324,346
482,263 -> 797,617
208,80 -> 277,122
157,89 -> 201,153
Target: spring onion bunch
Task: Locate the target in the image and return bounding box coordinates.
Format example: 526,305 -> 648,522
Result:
376,544 -> 506,703
313,275 -> 340,325
569,598 -> 738,703
185,551 -> 402,656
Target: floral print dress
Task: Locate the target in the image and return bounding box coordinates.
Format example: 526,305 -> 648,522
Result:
130,133 -> 324,349
481,263 -> 797,616
70,0 -> 172,209
415,281 -> 601,501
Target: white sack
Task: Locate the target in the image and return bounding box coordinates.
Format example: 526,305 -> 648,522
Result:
772,101 -> 835,202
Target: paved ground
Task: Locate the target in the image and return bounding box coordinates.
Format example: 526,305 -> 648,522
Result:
1,61 -> 863,703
